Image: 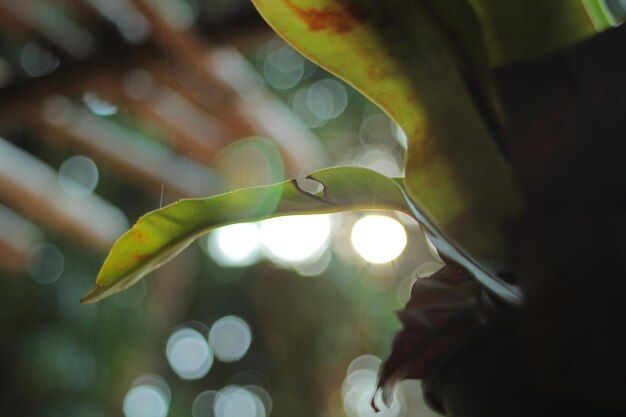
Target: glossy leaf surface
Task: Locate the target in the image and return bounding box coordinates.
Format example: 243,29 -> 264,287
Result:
81,167 -> 413,303
252,0 -> 520,280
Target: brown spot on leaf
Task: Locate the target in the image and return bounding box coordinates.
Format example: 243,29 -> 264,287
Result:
133,230 -> 148,243
284,0 -> 366,34
133,253 -> 149,261
367,62 -> 386,80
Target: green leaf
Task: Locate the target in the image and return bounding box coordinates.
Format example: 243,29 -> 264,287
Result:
581,0 -> 615,31
467,0 -> 599,66
81,167 -> 414,304
252,0 -> 521,278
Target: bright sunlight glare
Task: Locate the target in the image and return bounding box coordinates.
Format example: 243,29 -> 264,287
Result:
351,215 -> 407,264
208,223 -> 262,267
260,214 -> 330,264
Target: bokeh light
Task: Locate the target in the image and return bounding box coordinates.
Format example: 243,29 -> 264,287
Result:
166,327 -> 213,380
293,249 -> 332,277
263,38 -> 304,90
213,137 -> 285,192
360,113 -> 395,145
351,215 -> 407,264
20,41 -> 60,77
0,3 -> 452,417
307,78 -> 348,120
260,214 -> 331,264
209,316 -> 252,363
214,386 -> 265,417
207,223 -> 263,267
290,78 -> 348,129
58,155 -> 99,197
347,354 -> 381,377
342,355 -> 406,417
353,147 -> 403,177
246,385 -> 273,416
192,390 -> 218,417
124,385 -> 168,417
83,91 -> 118,116
26,243 -> 65,284
123,375 -> 170,417
290,87 -> 326,128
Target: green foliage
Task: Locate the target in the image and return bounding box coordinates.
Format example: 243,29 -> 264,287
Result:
86,0 -> 623,304
82,167 -> 415,303
252,0 -> 520,277
468,0 -> 598,65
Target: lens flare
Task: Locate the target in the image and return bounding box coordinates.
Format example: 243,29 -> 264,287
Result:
351,215 -> 407,264
208,223 -> 262,267
260,214 -> 331,264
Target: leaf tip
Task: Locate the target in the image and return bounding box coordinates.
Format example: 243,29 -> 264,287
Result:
80,284 -> 108,304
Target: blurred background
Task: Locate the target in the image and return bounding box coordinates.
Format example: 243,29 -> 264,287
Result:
0,1 -> 444,416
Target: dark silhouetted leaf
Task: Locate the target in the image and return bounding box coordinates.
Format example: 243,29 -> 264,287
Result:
468,0 -> 602,66
376,262 -> 499,408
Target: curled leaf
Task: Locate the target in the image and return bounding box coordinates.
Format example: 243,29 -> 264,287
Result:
376,262 -> 500,408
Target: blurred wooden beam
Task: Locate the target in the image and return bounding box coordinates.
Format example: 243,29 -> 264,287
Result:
0,36 -> 150,125
129,0 -> 226,87
0,0 -> 327,176
75,0 -> 152,45
0,137 -> 128,251
0,6 -> 33,38
0,37 -> 251,164
0,204 -> 43,273
129,0 -> 267,146
84,74 -> 225,164
129,0 -> 328,173
147,62 -> 257,139
0,41 -> 228,165
59,0 -> 104,30
207,47 -> 328,175
38,95 -> 218,198
0,0 -> 95,59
